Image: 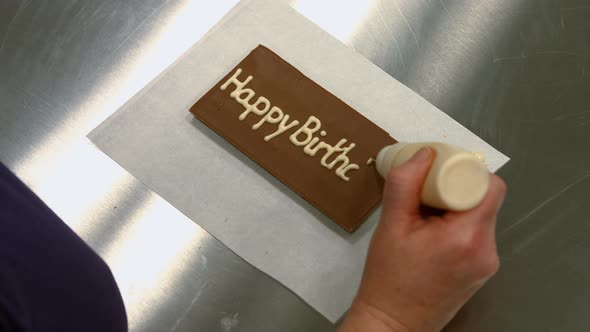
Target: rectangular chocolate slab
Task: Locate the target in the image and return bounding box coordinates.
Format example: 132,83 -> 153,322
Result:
190,45 -> 396,232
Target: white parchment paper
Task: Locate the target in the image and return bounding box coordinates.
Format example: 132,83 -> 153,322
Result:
89,0 -> 509,322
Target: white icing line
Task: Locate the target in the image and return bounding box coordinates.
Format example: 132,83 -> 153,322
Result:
289,116 -> 321,146
252,106 -> 282,130
239,96 -> 270,121
264,114 -> 299,141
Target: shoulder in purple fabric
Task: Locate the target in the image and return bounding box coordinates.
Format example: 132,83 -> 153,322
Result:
0,163 -> 127,332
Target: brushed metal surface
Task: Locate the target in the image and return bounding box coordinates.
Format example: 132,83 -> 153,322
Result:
1,0 -> 589,331
0,1 -> 331,331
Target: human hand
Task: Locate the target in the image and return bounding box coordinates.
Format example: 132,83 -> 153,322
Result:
339,147 -> 507,332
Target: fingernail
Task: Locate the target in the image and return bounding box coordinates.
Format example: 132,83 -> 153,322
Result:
412,147 -> 432,162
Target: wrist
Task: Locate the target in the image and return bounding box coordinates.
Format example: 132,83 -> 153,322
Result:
338,300 -> 410,332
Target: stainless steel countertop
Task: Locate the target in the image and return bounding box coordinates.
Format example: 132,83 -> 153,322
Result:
1,0 -> 589,331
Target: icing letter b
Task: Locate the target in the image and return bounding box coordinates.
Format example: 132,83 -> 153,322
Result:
289,116 -> 321,146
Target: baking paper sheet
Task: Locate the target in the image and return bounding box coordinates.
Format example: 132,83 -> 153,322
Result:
89,0 -> 509,322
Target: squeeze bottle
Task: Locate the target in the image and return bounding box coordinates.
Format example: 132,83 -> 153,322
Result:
376,142 -> 490,211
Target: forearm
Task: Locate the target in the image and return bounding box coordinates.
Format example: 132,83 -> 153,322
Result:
338,301 -> 410,332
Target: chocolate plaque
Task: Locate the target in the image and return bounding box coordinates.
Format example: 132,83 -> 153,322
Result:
190,45 -> 396,232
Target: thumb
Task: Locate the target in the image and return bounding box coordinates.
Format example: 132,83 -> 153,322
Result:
381,147 -> 434,222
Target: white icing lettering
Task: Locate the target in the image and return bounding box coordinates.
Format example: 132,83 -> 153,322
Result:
221,68 -> 252,91
240,96 -> 270,121
233,88 -> 255,106
305,141 -> 330,157
264,114 -> 299,142
336,163 -> 360,182
320,139 -> 348,168
304,137 -> 360,181
252,106 -> 282,129
289,116 -> 321,146
303,137 -> 321,155
220,69 -> 363,182
325,141 -> 356,170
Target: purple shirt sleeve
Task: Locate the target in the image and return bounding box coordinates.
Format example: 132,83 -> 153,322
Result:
0,163 -> 127,332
